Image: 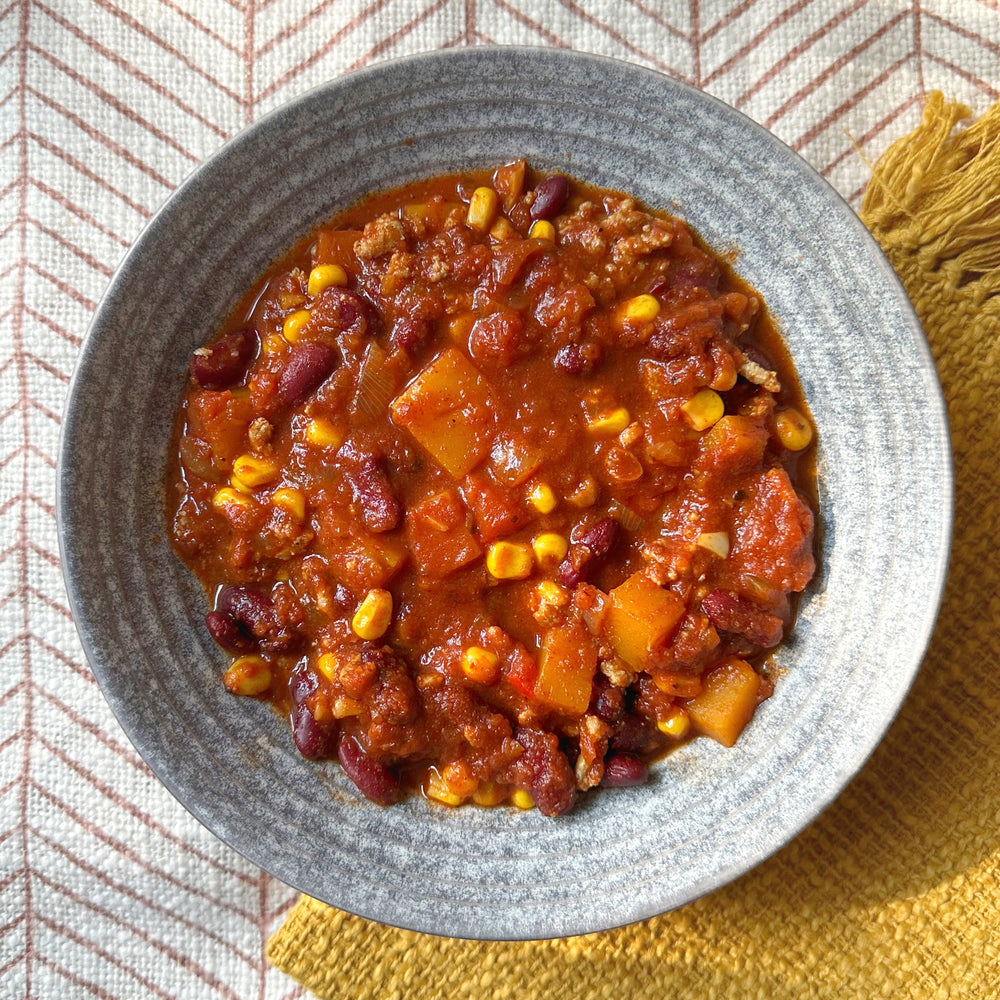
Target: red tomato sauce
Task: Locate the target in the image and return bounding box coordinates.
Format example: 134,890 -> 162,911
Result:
168,162 -> 816,815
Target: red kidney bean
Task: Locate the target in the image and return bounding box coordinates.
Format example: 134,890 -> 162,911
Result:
610,713 -> 655,754
391,316 -> 430,353
277,342 -> 339,407
602,754 -> 649,788
337,736 -> 400,805
205,610 -> 250,652
310,287 -> 368,338
530,175 -> 569,221
340,442 -> 401,532
572,516 -> 619,559
559,517 -> 620,586
701,589 -> 783,648
555,342 -> 602,375
292,703 -> 337,760
515,728 -> 577,817
189,327 -> 258,389
592,678 -> 625,724
218,585 -> 277,637
289,663 -> 318,707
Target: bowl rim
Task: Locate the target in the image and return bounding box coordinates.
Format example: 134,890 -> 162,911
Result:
57,45 -> 954,940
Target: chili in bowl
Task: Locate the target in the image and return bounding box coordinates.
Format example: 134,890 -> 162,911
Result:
59,48 -> 952,939
169,163 -> 817,816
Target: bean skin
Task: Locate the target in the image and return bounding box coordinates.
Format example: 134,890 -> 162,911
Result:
218,585 -> 276,637
337,735 -> 400,805
204,609 -> 250,652
292,702 -> 337,759
277,341 -> 339,407
530,175 -> 569,221
602,754 -> 649,788
391,316 -> 430,353
554,342 -> 602,375
340,443 -> 401,533
701,589 -> 783,648
190,327 -> 258,389
558,517 -> 620,586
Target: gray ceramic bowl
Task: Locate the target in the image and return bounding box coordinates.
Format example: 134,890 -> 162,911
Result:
59,48 -> 952,940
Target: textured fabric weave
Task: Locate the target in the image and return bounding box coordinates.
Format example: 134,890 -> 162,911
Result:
266,94 -> 1000,999
5,1 -> 1000,996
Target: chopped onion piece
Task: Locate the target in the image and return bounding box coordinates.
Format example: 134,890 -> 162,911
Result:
696,531 -> 730,558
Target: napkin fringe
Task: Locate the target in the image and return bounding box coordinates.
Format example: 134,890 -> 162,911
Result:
863,91 -> 1000,308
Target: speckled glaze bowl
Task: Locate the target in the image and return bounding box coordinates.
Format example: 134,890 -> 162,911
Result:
58,47 -> 952,940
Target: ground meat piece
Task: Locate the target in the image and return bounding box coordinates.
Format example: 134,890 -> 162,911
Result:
355,214 -> 406,260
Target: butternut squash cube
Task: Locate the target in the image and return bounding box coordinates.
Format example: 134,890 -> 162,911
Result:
685,658 -> 762,747
535,625 -> 598,715
390,349 -> 496,478
604,572 -> 685,671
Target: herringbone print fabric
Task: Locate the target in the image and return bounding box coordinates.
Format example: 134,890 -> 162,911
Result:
2,3 -> 998,998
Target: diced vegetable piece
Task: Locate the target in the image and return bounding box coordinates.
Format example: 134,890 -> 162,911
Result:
407,490 -> 482,579
316,507 -> 406,593
604,572 -> 685,671
490,432 -> 546,486
186,390 -> 254,471
494,159 -> 526,211
684,658 -> 762,747
462,473 -> 524,542
390,349 -> 496,478
696,414 -> 768,476
534,625 -> 598,715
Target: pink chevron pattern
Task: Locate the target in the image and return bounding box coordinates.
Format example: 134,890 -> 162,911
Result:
0,1 -> 997,996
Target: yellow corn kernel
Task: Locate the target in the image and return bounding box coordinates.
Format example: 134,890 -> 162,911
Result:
229,473 -> 253,494
212,486 -> 252,512
261,332 -> 288,355
775,408 -> 814,451
317,652 -> 339,683
511,789 -> 535,810
617,293 -> 661,326
352,588 -> 393,641
311,692 -> 333,723
467,186 -> 499,233
587,407 -> 631,435
232,453 -> 279,488
305,417 -> 343,449
532,533 -> 569,568
223,655 -> 272,696
535,580 -> 569,606
308,264 -> 348,297
425,769 -> 463,807
529,219 -> 556,242
681,389 -> 725,431
658,707 -> 691,739
486,541 -> 534,581
272,487 -> 306,522
490,217 -> 516,242
528,482 -> 557,514
472,781 -> 506,807
461,646 -> 500,685
282,309 -> 311,343
332,696 -> 363,719
567,475 -> 598,508
442,760 -> 479,798
696,531 -> 730,558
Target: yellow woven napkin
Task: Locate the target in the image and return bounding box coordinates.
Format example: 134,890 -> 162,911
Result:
268,93 -> 1000,1000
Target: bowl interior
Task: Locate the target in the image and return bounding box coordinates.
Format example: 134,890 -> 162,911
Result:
59,47 -> 952,939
